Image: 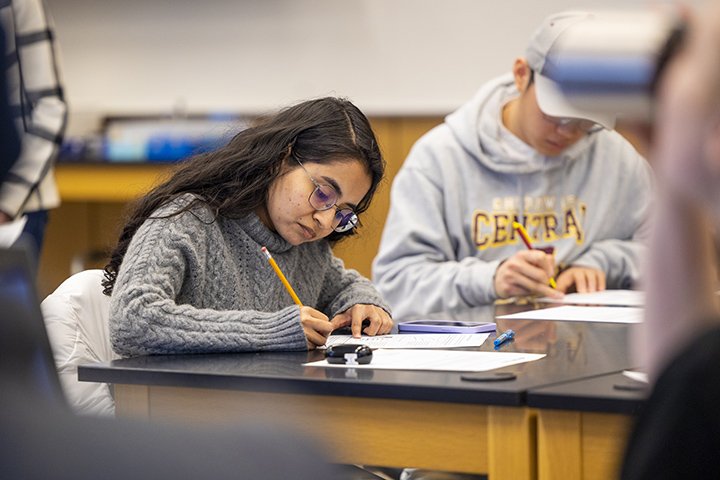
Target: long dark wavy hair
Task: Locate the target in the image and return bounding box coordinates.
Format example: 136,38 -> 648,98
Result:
102,97 -> 384,295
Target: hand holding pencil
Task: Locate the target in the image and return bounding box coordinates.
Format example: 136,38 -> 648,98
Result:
492,223 -> 563,299
512,222 -> 558,289
261,246 -> 333,349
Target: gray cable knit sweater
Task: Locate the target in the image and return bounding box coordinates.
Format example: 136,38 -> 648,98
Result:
109,194 -> 390,356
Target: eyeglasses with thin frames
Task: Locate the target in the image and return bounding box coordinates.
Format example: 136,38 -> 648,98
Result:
294,157 -> 359,233
540,110 -> 603,134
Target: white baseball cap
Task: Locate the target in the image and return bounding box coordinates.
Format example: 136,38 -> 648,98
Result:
526,11 -> 616,130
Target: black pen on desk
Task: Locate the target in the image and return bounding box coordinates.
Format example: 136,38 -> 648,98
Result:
494,329 -> 515,347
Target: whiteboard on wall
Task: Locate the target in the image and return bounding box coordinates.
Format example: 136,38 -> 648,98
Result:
47,0 -> 689,117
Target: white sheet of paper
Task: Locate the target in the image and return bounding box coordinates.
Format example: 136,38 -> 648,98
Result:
496,305 -> 644,323
305,349 -> 545,372
323,333 -> 490,349
622,370 -> 649,383
0,216 -> 27,247
538,289 -> 645,307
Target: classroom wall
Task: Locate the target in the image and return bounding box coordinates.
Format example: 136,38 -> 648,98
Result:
45,0 -> 685,131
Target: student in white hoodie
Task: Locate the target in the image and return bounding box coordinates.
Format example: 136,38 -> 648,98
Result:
373,11 -> 653,319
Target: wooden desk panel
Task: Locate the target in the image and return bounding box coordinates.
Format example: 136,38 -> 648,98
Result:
529,372 -> 645,480
81,317 -> 636,479
114,384 -> 538,477
488,406 -> 538,479
537,410 -> 632,480
110,371 -> 638,480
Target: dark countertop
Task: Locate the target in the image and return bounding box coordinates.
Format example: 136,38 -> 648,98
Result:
81,308 -> 639,408
527,371 -> 647,415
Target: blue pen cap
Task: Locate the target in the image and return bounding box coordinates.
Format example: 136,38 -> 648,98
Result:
493,329 -> 516,347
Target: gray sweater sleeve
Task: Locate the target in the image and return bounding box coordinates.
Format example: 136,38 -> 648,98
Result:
109,209 -> 307,356
314,245 -> 391,317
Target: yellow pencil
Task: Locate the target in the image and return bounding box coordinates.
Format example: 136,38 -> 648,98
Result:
512,222 -> 558,289
261,246 -> 303,306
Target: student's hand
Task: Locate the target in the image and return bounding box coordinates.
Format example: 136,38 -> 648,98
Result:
555,266 -> 606,294
494,250 -> 562,299
330,305 -> 393,338
299,306 -> 333,350
0,210 -> 12,225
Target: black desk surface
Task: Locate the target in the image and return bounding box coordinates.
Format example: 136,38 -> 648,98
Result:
80,304 -> 640,408
527,371 -> 647,415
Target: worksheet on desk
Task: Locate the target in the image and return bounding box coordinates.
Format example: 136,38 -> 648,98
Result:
323,333 -> 490,349
496,305 -> 644,323
623,369 -> 649,383
305,349 -> 545,372
538,289 -> 645,307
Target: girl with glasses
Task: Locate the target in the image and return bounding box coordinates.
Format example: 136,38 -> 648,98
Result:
102,97 -> 392,355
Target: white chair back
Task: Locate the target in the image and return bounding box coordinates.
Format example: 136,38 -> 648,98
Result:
41,269 -> 119,416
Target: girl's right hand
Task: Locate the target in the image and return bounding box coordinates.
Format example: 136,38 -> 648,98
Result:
300,306 -> 334,350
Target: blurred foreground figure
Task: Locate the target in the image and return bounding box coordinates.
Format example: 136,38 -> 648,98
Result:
622,3 -> 720,479
0,296 -> 341,480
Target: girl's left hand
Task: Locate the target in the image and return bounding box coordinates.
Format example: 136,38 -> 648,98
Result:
331,305 -> 393,338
